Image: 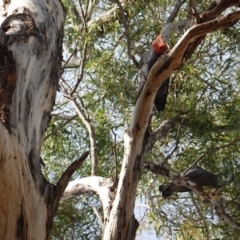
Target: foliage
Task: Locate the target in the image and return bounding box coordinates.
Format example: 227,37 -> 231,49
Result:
43,0 -> 240,239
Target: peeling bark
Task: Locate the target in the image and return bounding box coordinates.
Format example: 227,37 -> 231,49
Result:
0,0 -> 65,239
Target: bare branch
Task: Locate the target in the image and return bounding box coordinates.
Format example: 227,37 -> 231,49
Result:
166,0 -> 186,23
69,97 -> 99,175
113,0 -> 139,68
61,48 -> 78,70
49,152 -> 89,222
87,0 -> 127,27
162,0 -> 195,41
85,0 -> 96,22
111,128 -> 118,185
93,207 -> 104,226
147,115 -> 183,151
78,0 -> 87,29
70,41 -> 88,95
62,176 -> 115,219
184,138 -> 240,173
44,115 -> 78,142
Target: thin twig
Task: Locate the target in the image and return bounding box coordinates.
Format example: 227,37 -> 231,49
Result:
61,48 -> 77,72
184,138 -> 240,174
111,128 -> 118,185
70,41 -> 88,96
113,0 -> 139,68
191,193 -> 210,240
69,97 -> 99,175
93,207 -> 103,226
161,123 -> 181,165
44,115 -> 78,141
50,152 -> 89,221
78,0 -> 87,29
85,0 -> 95,22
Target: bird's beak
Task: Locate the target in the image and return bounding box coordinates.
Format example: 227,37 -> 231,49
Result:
154,35 -> 164,45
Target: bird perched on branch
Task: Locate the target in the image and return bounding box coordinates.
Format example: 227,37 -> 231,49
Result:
159,167 -> 219,199
138,35 -> 170,111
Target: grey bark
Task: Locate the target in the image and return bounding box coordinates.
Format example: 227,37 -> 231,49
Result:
0,1 -> 66,239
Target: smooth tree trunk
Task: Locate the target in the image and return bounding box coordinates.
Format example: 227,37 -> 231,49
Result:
0,0 -> 65,239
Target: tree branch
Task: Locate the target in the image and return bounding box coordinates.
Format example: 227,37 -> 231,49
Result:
103,2 -> 240,239
113,0 -> 139,68
49,151 -> 89,226
162,0 -> 193,41
62,176 -> 115,220
87,0 -> 127,27
142,162 -> 240,229
166,0 -> 186,23
69,97 -> 99,175
191,193 -> 210,240
135,10 -> 240,135
43,115 -> 78,142
147,115 -> 183,151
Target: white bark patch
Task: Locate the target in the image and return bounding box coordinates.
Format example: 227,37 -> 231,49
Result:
0,0 -> 65,239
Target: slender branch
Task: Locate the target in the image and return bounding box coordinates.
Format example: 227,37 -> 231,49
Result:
113,0 -> 139,68
87,0 -> 127,27
70,41 -> 88,95
111,128 -> 118,185
78,0 -> 87,29
162,0 -> 194,41
44,115 -> 78,142
184,138 -> 240,174
85,0 -> 96,22
191,193 -> 210,240
69,97 -> 99,175
147,115 -> 183,151
93,207 -> 103,226
61,48 -> 77,71
49,152 -> 89,221
166,0 -> 186,23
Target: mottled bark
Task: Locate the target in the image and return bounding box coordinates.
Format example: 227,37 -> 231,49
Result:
0,0 -> 65,239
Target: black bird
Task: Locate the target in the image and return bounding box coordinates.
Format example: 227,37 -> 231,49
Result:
159,167 -> 219,199
138,35 -> 170,111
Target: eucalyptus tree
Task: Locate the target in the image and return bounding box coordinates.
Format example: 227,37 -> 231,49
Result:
1,0 -> 240,240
